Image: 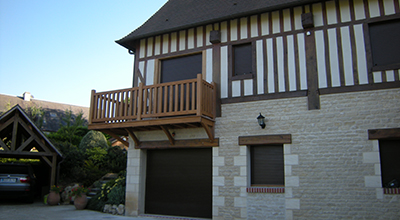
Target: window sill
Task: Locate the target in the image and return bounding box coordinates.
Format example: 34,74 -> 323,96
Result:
372,63 -> 400,71
246,187 -> 285,193
383,188 -> 400,194
232,74 -> 254,80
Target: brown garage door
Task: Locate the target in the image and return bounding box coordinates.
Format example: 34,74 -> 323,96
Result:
145,148 -> 212,218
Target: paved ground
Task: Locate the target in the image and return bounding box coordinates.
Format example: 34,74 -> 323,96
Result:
0,199 -> 160,220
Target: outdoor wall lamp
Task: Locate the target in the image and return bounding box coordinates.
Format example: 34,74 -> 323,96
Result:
257,113 -> 266,129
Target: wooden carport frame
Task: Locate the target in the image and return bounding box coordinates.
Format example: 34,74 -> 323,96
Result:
0,105 -> 62,186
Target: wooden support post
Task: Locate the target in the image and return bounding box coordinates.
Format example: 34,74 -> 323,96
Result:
137,83 -> 143,120
50,153 -> 57,186
305,30 -> 320,110
212,41 -> 221,117
89,90 -> 96,124
196,74 -> 202,116
161,126 -> 175,145
212,82 -> 217,119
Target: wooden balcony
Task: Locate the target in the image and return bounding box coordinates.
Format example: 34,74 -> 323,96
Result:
88,74 -> 216,146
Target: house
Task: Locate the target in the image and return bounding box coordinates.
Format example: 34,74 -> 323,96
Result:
0,93 -> 89,132
88,0 -> 400,219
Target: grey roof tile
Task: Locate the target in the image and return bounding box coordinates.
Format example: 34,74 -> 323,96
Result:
116,0 -> 321,50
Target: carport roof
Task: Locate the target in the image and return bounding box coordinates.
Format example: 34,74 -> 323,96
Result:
0,105 -> 62,158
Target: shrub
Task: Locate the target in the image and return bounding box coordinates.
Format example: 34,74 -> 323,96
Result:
87,172 -> 126,211
103,147 -> 127,172
79,131 -> 108,152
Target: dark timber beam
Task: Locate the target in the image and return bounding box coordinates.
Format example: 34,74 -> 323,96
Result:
0,139 -> 9,151
238,134 -> 292,145
135,138 -> 219,149
16,136 -> 34,152
305,30 -> 320,110
368,128 -> 400,140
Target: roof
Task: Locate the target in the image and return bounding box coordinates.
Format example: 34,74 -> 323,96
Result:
0,94 -> 89,132
0,105 -> 63,157
116,0 -> 322,50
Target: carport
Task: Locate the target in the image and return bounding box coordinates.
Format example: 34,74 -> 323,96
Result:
0,105 -> 62,186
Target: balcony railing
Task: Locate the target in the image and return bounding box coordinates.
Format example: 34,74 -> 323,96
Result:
89,74 -> 216,125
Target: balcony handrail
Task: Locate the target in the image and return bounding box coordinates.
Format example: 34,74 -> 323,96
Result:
89,74 -> 215,124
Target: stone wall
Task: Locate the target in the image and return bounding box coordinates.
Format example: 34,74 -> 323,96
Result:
125,88 -> 400,219
213,88 -> 400,219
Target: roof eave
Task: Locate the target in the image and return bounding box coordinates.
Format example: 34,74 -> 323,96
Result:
116,0 -> 323,51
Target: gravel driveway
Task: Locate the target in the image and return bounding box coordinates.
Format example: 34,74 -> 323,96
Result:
0,199 -> 159,220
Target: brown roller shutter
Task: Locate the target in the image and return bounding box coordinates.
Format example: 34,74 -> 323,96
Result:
145,148 -> 212,218
251,145 -> 284,186
379,140 -> 400,187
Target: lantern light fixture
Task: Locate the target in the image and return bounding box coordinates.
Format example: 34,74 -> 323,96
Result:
257,113 -> 266,129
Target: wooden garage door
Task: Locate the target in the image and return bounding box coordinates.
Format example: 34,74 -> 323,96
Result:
145,148 -> 212,218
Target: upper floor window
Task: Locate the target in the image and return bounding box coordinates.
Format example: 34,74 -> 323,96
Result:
161,53 -> 202,83
369,19 -> 400,70
233,43 -> 253,77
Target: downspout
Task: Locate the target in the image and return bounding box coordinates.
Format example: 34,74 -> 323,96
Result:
56,157 -> 64,185
128,49 -> 136,87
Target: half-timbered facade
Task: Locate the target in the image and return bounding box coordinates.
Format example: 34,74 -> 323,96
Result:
89,0 -> 400,219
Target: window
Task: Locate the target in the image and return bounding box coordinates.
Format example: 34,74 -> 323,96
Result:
161,53 -> 202,83
379,140 -> 400,188
233,43 -> 253,76
250,145 -> 284,186
369,19 -> 400,70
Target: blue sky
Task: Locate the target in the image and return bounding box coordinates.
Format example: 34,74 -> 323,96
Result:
0,0 -> 167,107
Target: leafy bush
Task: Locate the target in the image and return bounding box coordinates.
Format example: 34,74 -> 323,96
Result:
87,172 -> 126,211
85,147 -> 107,166
45,112 -> 127,193
79,131 -> 108,152
103,147 -> 127,172
47,126 -> 88,146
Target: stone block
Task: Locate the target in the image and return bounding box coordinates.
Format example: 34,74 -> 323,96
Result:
363,152 -> 380,163
285,155 -> 299,165
285,165 -> 292,176
240,166 -> 247,176
374,164 -> 381,175
234,176 -> 247,187
213,166 -> 219,176
213,176 -> 225,186
285,187 -> 293,198
240,146 -> 247,156
213,196 -> 225,206
213,156 -> 225,166
234,197 -> 247,207
234,155 -> 246,166
365,176 -> 382,187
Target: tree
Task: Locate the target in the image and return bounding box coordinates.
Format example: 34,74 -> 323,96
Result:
47,109 -> 88,146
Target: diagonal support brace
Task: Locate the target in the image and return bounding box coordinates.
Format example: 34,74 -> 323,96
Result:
161,126 -> 175,145
125,128 -> 141,147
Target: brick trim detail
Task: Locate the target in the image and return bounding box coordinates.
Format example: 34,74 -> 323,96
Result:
246,187 -> 285,193
383,188 -> 400,194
